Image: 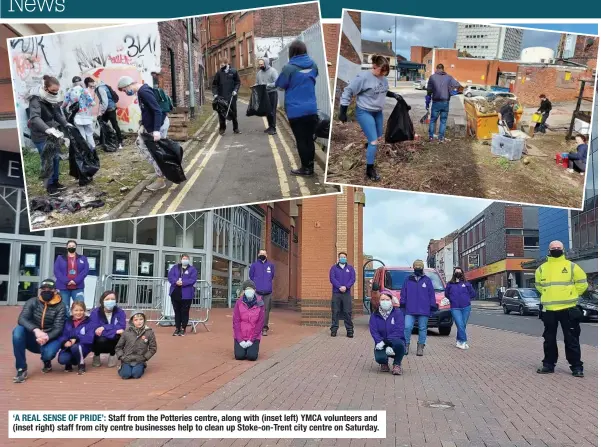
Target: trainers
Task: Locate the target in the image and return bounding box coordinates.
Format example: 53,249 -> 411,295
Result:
233,129 -> 241,134
107,355 -> 118,368
264,128 -> 270,133
330,330 -> 337,337
173,328 -> 180,336
78,364 -> 86,375
92,355 -> 101,367
428,136 -> 434,142
219,129 -> 226,136
146,177 -> 166,192
267,128 -> 276,136
262,328 -> 268,336
179,328 -> 186,337
47,184 -> 60,196
13,369 -> 28,383
380,363 -> 391,373
65,364 -> 73,372
118,144 -> 123,150
572,369 -> 584,378
42,360 -> 52,373
291,167 -> 314,176
391,364 -> 402,375
456,341 -> 467,350
54,182 -> 67,191
416,343 -> 425,356
346,332 -> 354,338
464,343 -> 470,349
536,365 -> 555,374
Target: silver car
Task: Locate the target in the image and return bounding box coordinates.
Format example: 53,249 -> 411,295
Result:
502,288 -> 541,316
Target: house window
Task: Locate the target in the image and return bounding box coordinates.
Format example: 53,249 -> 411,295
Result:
231,18 -> 236,35
226,20 -> 229,36
239,41 -> 244,69
247,37 -> 254,67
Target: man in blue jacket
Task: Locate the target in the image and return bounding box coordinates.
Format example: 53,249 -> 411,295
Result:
329,251 -> 356,338
426,64 -> 461,143
567,134 -> 588,174
53,240 -> 89,317
249,249 -> 276,336
401,260 -> 437,356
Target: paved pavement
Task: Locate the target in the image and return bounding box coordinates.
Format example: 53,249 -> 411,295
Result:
124,103 -> 335,218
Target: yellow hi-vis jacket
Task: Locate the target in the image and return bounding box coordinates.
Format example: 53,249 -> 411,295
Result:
535,255 -> 588,311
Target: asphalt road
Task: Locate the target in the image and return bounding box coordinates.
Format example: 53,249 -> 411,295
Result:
135,101 -> 333,217
469,306 -> 598,347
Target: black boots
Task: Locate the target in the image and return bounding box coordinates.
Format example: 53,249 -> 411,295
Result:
366,164 -> 381,182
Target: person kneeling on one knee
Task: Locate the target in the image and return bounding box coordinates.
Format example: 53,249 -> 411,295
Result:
233,280 -> 265,361
115,312 -> 157,380
370,290 -> 405,375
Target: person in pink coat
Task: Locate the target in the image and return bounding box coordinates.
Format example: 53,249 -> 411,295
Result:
233,280 -> 265,361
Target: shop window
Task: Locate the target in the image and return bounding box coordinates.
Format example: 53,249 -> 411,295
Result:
248,213 -> 263,263
211,256 -> 229,307
524,236 -> 539,249
213,212 -> 231,256
81,223 -> 105,241
136,217 -> 158,245
164,214 -> 184,248
186,212 -> 205,249
0,187 -> 17,234
112,220 -> 134,244
53,227 -> 78,239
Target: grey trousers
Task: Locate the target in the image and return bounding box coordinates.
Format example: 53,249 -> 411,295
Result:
260,293 -> 272,330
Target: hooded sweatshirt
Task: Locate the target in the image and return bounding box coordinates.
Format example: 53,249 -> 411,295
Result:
426,71 -> 461,102
27,86 -> 68,143
275,54 -> 318,119
340,70 -> 389,112
97,81 -> 117,115
255,58 -> 279,93
89,305 -> 127,339
249,258 -> 275,294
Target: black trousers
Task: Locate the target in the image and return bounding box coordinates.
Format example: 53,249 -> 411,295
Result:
93,335 -> 120,356
289,114 -> 318,170
568,153 -> 586,172
219,98 -> 239,131
266,92 -> 278,129
330,291 -> 353,333
101,109 -> 123,144
234,340 -> 260,361
171,296 -> 192,330
542,308 -> 583,370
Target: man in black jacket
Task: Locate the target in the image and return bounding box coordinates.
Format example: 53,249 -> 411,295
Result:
212,58 -> 241,135
12,279 -> 65,383
535,94 -> 552,134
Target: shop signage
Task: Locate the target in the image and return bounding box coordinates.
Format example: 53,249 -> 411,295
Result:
0,152 -> 23,188
465,258 -> 535,281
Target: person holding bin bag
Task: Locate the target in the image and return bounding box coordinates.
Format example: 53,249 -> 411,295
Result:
168,254 -> 198,337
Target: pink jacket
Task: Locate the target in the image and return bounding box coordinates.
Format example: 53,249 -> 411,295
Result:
232,296 -> 265,342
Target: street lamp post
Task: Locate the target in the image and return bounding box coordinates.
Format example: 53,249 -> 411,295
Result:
387,19 -> 398,88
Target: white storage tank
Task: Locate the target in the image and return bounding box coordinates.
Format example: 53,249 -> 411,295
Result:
520,47 -> 555,63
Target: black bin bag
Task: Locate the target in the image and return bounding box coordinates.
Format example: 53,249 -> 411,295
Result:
98,120 -> 119,152
246,84 -> 272,117
40,136 -> 62,181
141,134 -> 186,184
212,97 -> 235,121
314,112 -> 331,140
384,97 -> 415,144
68,127 -> 100,186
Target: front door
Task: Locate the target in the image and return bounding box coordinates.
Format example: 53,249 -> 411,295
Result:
16,243 -> 44,305
109,249 -> 158,308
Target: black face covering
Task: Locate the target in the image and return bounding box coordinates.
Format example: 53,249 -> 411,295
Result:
41,290 -> 55,302
67,247 -> 76,254
258,255 -> 267,261
414,269 -> 424,276
549,249 -> 564,258
260,66 -> 266,71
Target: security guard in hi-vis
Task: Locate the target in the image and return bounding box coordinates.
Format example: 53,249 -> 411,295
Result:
535,240 -> 589,377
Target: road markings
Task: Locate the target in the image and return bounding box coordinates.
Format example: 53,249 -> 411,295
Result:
266,121 -> 291,198
165,133 -> 223,213
149,126 -> 219,215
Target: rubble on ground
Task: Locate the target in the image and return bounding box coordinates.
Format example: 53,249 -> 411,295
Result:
29,189 -> 107,216
466,97 -> 517,114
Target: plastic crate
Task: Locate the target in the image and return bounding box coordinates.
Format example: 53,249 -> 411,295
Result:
532,112 -> 543,123
491,134 -> 524,161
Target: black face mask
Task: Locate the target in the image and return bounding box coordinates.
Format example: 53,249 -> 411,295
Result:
258,255 -> 267,261
454,272 -> 463,279
260,66 -> 266,71
549,249 -> 564,258
67,247 -> 76,254
46,89 -> 58,96
40,290 -> 55,302
414,269 -> 423,276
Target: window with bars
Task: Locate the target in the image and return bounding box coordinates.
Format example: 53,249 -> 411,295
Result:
248,213 -> 263,263
271,221 -> 289,251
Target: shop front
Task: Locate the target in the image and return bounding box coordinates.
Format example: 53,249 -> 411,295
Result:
465,258 -> 535,299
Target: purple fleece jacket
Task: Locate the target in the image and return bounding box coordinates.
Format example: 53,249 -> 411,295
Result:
54,254 -> 89,290
168,264 -> 198,299
89,306 -> 127,339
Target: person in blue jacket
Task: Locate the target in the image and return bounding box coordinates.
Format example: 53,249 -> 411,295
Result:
57,301 -> 94,374
249,249 -> 276,336
275,40 -> 319,177
567,134 -> 589,175
445,267 -> 476,350
329,252 -> 356,338
369,290 -> 405,375
401,260 -> 437,356
54,240 -> 89,318
89,291 -> 127,368
168,254 -> 198,336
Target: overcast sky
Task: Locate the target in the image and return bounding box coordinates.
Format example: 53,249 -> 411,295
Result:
361,14 -> 597,59
363,189 -> 492,266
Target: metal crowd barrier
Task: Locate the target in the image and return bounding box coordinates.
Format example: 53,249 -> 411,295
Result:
101,275 -> 212,333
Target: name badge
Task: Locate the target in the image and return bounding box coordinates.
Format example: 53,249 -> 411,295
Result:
69,269 -> 76,275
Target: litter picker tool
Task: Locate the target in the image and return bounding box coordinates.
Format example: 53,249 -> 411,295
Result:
419,111 -> 430,124
225,95 -> 234,120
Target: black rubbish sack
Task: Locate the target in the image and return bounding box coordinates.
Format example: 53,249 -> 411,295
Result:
246,84 -> 272,117
213,97 -> 235,121
384,96 -> 415,144
141,134 -> 186,184
314,112 -> 331,140
98,120 -> 119,152
68,126 -> 100,186
40,136 -> 62,181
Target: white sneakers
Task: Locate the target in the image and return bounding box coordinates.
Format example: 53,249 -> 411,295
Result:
456,341 -> 469,350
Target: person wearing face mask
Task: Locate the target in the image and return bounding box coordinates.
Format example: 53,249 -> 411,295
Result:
27,75 -> 69,196
445,267 -> 476,350
12,279 -> 65,383
255,58 -> 279,135
96,78 -> 124,150
117,76 -> 169,192
535,241 -> 588,377
232,280 -> 265,361
57,301 -> 94,375
168,254 -> 199,336
400,260 -> 437,356
329,251 -> 357,338
212,58 -> 241,135
339,55 -> 405,182
89,291 -> 127,368
249,249 -> 276,336
53,240 -> 89,317
370,290 -> 405,375
115,312 -> 158,379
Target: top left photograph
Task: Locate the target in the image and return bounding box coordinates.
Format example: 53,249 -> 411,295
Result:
1,0 -> 336,231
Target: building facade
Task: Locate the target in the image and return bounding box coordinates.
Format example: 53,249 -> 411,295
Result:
361,39 -> 395,81
335,10 -> 362,106
455,24 -> 523,60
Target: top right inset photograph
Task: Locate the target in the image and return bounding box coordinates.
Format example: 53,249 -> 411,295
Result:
327,10 -> 598,209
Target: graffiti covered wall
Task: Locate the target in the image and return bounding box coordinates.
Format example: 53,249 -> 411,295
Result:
8,23 -> 161,141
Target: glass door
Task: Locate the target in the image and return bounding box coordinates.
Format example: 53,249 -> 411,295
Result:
110,250 -> 131,306
17,243 -> 43,304
0,242 -> 11,304
136,251 -> 157,306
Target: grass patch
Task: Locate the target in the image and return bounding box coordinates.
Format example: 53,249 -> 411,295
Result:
187,101 -> 216,138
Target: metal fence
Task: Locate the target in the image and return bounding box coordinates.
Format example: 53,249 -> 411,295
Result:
271,22 -> 332,147
100,275 -> 212,333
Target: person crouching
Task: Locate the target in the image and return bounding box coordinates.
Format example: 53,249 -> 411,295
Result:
57,301 -> 94,375
233,280 -> 265,361
370,290 -> 405,375
115,312 -> 157,380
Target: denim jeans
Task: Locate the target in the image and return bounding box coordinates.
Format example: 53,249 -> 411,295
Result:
451,306 -> 471,343
404,314 -> 429,345
60,289 -> 85,317
119,363 -> 145,379
35,141 -> 60,186
355,107 -> 384,165
12,325 -> 61,370
429,101 -> 450,140
374,338 -> 405,366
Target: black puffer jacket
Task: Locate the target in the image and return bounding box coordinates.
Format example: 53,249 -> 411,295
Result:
115,323 -> 158,366
18,293 -> 66,340
28,94 -> 68,144
212,67 -> 241,99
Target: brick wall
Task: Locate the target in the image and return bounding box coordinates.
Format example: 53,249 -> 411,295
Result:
323,23 -> 340,78
504,206 -> 524,228
411,46 -> 431,64
506,236 -> 525,257
254,4 -> 319,39
234,12 -> 256,88
572,35 -> 599,68
347,11 -> 361,30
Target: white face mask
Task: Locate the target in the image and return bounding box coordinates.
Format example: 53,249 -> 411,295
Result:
380,300 -> 392,311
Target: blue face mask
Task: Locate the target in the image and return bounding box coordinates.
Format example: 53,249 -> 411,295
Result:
339,258 -> 347,264
244,289 -> 255,299
125,89 -> 135,96
182,259 -> 190,266
104,300 -> 116,310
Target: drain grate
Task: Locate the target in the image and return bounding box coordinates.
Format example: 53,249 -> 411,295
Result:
419,400 -> 455,409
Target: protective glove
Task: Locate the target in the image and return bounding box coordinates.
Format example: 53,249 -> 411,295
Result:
339,105 -> 348,123
45,128 -> 63,139
239,341 -> 247,349
63,138 -> 70,148
66,123 -> 75,128
213,95 -> 218,100
232,91 -> 237,96
385,347 -> 395,356
393,93 -> 402,101
246,340 -> 253,348
375,341 -> 385,350
425,95 -> 431,110
152,131 -> 161,142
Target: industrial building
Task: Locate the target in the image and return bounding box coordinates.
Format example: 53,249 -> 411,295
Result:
455,23 -> 523,60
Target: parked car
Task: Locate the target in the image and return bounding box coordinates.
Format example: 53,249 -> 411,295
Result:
371,266 -> 453,335
494,92 -> 517,100
502,288 -> 541,315
413,79 -> 428,90
577,290 -> 598,321
463,85 -> 488,98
